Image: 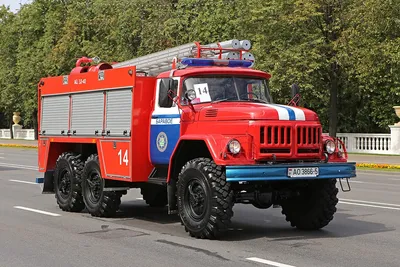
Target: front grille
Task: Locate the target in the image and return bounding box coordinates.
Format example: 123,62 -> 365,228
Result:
260,126 -> 291,145
258,124 -> 321,158
259,126 -> 292,155
296,126 -> 320,145
260,148 -> 291,153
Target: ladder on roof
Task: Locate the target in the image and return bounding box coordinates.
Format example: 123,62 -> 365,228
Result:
112,39 -> 255,76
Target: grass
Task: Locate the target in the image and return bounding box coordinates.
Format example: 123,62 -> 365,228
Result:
0,144 -> 37,149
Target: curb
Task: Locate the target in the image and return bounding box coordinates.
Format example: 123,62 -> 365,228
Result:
0,144 -> 38,149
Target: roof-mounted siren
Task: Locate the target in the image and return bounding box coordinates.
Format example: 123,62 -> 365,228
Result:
70,56 -> 113,75
193,39 -> 255,67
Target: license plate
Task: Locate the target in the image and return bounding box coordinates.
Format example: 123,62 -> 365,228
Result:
287,167 -> 319,178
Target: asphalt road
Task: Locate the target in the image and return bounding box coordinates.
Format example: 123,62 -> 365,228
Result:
0,147 -> 400,267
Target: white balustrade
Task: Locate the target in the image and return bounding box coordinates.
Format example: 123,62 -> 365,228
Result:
336,133 -> 394,154
0,129 -> 35,140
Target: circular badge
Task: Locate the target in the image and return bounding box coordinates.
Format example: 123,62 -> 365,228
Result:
156,132 -> 168,152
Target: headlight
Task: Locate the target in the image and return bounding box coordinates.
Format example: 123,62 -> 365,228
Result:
325,140 -> 336,154
227,139 -> 241,154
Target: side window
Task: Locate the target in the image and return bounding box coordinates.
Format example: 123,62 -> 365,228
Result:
158,78 -> 178,108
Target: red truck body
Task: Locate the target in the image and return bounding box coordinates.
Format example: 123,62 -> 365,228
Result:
38,66 -> 155,183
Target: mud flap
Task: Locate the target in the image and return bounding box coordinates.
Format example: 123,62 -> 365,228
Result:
41,170 -> 55,194
167,180 -> 178,214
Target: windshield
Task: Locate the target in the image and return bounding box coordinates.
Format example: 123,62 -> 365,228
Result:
181,75 -> 273,104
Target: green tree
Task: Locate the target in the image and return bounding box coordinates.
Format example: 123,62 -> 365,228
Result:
0,6 -> 19,129
337,0 -> 400,132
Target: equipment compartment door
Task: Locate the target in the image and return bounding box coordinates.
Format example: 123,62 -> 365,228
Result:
98,140 -> 131,180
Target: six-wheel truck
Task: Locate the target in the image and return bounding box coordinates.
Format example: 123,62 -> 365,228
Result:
36,39 -> 356,239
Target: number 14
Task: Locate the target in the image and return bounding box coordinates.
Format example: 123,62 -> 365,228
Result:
197,87 -> 208,95
118,149 -> 129,166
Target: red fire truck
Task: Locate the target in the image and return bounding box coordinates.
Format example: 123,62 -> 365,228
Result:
36,39 -> 356,239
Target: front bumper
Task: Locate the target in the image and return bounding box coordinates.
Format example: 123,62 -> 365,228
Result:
225,162 -> 356,182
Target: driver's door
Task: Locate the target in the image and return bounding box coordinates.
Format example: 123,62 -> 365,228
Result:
150,78 -> 180,165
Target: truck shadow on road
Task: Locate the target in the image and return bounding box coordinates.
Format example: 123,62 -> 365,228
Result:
221,206 -> 395,241
88,199 -> 395,242
114,200 -> 180,224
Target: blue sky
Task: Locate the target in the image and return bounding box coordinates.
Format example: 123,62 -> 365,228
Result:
0,0 -> 31,12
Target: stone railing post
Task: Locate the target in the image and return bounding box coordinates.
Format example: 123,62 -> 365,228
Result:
390,106 -> 400,154
389,125 -> 400,154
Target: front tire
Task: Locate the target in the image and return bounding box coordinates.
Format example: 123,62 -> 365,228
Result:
281,179 -> 339,230
177,157 -> 234,239
53,152 -> 85,212
82,154 -> 121,217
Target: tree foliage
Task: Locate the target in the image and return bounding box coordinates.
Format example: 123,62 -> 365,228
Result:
0,0 -> 398,134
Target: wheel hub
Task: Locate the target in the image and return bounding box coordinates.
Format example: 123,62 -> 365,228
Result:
186,180 -> 206,219
86,171 -> 102,203
59,170 -> 71,197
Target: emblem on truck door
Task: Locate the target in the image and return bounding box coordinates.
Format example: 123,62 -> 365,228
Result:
156,132 -> 168,152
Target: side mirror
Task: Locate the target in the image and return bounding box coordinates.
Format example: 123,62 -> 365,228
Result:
167,78 -> 174,90
161,78 -> 178,91
291,83 -> 300,98
287,83 -> 301,106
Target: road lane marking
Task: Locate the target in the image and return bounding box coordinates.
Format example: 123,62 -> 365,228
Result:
14,206 -> 61,217
340,198 -> 400,207
349,180 -> 400,187
136,197 -> 143,200
0,162 -> 38,170
357,171 -> 400,177
339,201 -> 400,210
246,257 -> 295,267
0,162 -> 37,168
389,178 -> 400,181
0,157 -> 4,159
9,179 -> 38,185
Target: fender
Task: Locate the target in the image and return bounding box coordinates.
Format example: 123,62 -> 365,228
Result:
167,134 -> 222,183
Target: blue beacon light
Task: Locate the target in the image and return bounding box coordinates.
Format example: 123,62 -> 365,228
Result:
180,58 -> 253,68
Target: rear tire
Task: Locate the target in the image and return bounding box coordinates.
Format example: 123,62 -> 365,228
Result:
281,179 -> 339,230
140,184 -> 168,207
53,152 -> 85,212
82,154 -> 121,217
177,157 -> 234,239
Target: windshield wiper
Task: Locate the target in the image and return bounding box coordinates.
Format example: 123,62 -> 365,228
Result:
211,98 -> 231,103
211,98 -> 269,104
241,98 -> 269,104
